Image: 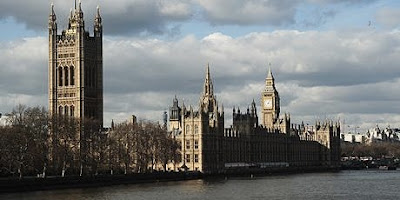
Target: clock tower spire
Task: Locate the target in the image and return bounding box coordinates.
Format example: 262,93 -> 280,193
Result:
261,64 -> 280,128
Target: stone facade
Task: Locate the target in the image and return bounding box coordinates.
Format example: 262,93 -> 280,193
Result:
48,2 -> 103,126
170,65 -> 224,173
168,65 -> 341,174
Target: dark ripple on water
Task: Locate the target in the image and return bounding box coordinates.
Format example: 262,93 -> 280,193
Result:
1,170 -> 400,200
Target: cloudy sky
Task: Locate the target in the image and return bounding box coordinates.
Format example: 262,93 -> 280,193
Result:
1,0 -> 400,133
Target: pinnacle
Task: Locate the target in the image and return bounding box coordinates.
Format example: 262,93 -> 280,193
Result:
206,63 -> 210,80
267,63 -> 273,79
203,63 -> 213,96
96,5 -> 101,18
50,2 -> 55,15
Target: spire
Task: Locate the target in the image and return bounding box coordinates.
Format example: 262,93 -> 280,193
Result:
267,63 -> 274,80
49,2 -> 56,18
94,5 -> 102,30
265,63 -> 275,88
69,8 -> 73,19
75,0 -> 83,15
50,2 -> 55,14
96,5 -> 101,19
206,62 -> 210,77
71,0 -> 83,26
48,2 -> 57,29
203,63 -> 214,97
172,95 -> 179,108
78,0 -> 82,11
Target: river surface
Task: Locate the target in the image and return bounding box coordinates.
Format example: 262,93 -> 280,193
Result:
1,170 -> 400,200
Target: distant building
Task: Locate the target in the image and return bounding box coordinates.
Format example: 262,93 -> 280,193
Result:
341,133 -> 367,143
166,65 -> 341,174
0,115 -> 10,127
365,125 -> 400,144
341,125 -> 400,144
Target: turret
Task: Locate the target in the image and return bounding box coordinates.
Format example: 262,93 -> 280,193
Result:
251,99 -> 257,117
70,0 -> 84,29
94,5 -> 102,37
48,3 -> 57,31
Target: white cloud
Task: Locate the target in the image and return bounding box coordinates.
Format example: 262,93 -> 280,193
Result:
0,0 -> 381,36
159,0 -> 193,20
0,0 -> 193,35
1,29 -> 400,131
376,7 -> 400,29
195,0 -> 298,25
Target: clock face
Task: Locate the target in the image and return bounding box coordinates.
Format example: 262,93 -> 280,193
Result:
264,99 -> 272,109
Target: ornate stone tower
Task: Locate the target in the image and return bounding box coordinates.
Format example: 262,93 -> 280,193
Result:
167,64 -> 224,173
261,66 -> 280,128
48,2 -> 103,126
169,96 -> 182,132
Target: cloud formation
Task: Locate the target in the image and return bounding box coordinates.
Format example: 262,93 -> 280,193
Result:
376,7 -> 400,29
1,29 -> 400,131
195,0 -> 298,26
0,0 -> 381,36
0,0 -> 193,35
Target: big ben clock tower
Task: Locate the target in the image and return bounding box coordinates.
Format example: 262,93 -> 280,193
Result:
261,66 -> 280,128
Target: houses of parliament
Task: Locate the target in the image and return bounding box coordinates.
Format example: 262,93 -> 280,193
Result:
48,2 -> 340,174
168,65 -> 341,173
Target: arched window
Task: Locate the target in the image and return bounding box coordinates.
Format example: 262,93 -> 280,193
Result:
70,66 -> 75,86
64,67 -> 69,86
58,67 -> 63,86
194,125 -> 199,134
58,106 -> 63,116
70,105 -> 74,117
64,105 -> 68,116
186,125 -> 190,134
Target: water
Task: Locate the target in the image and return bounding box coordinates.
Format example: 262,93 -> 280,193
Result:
1,170 -> 400,200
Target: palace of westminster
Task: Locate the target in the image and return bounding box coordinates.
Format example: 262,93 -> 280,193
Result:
48,2 -> 340,174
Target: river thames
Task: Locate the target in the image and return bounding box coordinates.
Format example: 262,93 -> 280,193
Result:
1,170 -> 400,200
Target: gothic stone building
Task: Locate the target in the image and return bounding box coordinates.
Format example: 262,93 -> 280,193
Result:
168,65 -> 340,174
48,2 -> 103,126
169,65 -> 225,173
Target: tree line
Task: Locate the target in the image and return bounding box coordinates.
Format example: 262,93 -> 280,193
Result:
0,105 -> 180,178
341,141 -> 400,158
